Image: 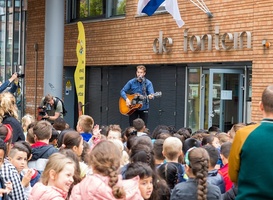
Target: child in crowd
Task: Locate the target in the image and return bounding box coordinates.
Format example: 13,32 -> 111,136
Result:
59,149 -> 82,197
159,137 -> 186,183
153,139 -> 165,167
28,121 -> 58,172
217,133 -> 230,145
0,124 -> 25,199
124,162 -> 154,200
53,117 -> 67,132
109,139 -> 129,167
202,134 -> 222,169
133,118 -> 148,137
13,141 -> 41,187
76,115 -> 94,142
8,142 -> 33,198
70,140 -> 143,200
26,122 -> 36,145
122,126 -> 136,150
80,140 -> 90,166
219,142 -> 233,191
29,153 -> 75,200
21,114 -> 35,140
49,128 -> 59,148
182,138 -> 201,155
0,138 -> 12,199
61,130 -> 88,178
171,147 -> 221,200
106,124 -> 122,140
203,145 -> 225,193
157,162 -> 179,190
227,123 -> 246,142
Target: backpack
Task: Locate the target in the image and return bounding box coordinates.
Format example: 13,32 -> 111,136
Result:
54,97 -> 67,116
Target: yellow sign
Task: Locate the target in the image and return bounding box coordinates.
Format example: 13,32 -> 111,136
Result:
74,21 -> 86,114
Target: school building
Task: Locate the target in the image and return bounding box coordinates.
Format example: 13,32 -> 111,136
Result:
2,0 -> 273,132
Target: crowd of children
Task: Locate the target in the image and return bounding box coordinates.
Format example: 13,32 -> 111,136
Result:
0,91 -> 251,200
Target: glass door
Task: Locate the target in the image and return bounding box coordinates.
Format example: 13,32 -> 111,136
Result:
207,69 -> 244,132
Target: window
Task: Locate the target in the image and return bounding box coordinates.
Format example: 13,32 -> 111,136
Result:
68,0 -> 126,22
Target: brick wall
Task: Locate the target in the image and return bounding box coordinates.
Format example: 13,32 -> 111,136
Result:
26,0 -> 273,123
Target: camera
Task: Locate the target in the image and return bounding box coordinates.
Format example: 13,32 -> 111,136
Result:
38,106 -> 47,116
16,73 -> 25,78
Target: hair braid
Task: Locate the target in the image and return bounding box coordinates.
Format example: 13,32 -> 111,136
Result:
189,148 -> 209,200
108,165 -> 126,199
195,157 -> 208,200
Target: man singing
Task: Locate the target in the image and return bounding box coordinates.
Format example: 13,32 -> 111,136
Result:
120,65 -> 154,126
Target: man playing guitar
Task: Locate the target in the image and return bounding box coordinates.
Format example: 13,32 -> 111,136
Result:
120,65 -> 154,126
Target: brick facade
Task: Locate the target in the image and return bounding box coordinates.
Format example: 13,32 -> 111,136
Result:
26,0 -> 273,123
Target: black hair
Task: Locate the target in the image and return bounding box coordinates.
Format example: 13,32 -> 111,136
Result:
202,145 -> 219,168
49,128 -> 59,143
157,162 -> 178,189
0,138 -> 7,157
183,138 -> 201,154
220,142 -> 232,159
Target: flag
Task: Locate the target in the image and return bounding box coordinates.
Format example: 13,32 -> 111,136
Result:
137,0 -> 184,28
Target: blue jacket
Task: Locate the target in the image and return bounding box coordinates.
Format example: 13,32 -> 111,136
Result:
207,169 -> 226,194
0,80 -> 18,93
120,77 -> 154,110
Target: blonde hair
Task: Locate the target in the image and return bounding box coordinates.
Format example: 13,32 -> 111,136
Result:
109,139 -> 129,166
77,115 -> 94,132
107,124 -> 122,137
0,92 -> 18,121
136,65 -> 146,72
89,140 -> 126,198
228,123 -> 246,140
163,137 -> 182,160
21,114 -> 35,132
41,153 -> 75,185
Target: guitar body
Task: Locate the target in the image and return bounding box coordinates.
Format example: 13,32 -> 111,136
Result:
119,92 -> 162,116
119,94 -> 143,116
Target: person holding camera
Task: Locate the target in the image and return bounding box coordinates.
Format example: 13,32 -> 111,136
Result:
39,94 -> 63,124
0,72 -> 19,93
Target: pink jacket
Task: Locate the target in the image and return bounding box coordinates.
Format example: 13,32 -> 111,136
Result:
69,174 -> 143,200
29,182 -> 67,200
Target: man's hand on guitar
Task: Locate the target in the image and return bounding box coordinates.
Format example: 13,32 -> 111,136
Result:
126,98 -> 131,107
148,94 -> 154,99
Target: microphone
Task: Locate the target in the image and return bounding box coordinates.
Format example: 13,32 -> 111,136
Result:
137,76 -> 144,82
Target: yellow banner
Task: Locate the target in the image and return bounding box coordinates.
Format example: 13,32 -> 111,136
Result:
74,21 -> 86,115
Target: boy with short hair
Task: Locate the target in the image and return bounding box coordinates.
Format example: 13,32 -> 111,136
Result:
28,121 -> 58,172
160,136 -> 186,183
76,115 -> 94,142
219,141 -> 233,191
203,144 -> 226,194
0,138 -> 12,198
9,142 -> 33,198
133,118 -> 148,137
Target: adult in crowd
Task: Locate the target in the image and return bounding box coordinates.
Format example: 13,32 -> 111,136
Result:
0,72 -> 18,93
0,92 -> 24,143
40,94 -> 63,124
229,85 -> 273,200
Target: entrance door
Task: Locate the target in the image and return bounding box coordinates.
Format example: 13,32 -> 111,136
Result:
206,69 -> 244,132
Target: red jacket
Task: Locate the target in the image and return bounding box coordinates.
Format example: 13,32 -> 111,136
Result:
219,163 -> 233,191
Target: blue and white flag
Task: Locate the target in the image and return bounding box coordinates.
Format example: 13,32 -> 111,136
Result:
137,0 -> 184,28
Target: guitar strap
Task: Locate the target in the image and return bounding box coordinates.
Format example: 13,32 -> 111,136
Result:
142,78 -> 148,104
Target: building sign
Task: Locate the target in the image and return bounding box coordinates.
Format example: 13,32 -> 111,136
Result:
153,26 -> 252,54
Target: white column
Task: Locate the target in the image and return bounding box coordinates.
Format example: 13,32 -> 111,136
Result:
44,0 -> 64,97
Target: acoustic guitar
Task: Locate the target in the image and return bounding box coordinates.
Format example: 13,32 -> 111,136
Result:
119,91 -> 162,116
